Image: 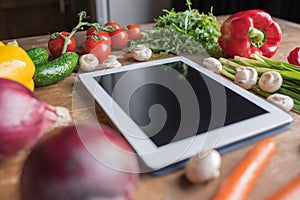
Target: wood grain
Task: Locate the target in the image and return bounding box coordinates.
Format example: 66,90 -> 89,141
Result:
1,17 -> 300,200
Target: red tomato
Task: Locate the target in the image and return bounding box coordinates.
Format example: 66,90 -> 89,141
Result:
48,32 -> 76,58
86,27 -> 111,46
105,21 -> 122,30
109,29 -> 128,50
82,36 -> 111,63
93,31 -> 111,46
86,26 -> 97,36
126,24 -> 142,41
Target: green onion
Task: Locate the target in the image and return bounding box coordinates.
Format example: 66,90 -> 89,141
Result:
219,56 -> 300,113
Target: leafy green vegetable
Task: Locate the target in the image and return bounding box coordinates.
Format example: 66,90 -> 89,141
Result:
130,0 -> 224,57
130,28 -> 206,56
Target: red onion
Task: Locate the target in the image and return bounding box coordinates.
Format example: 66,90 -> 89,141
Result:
0,78 -> 72,162
20,124 -> 139,200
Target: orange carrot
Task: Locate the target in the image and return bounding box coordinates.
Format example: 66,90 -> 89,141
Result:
212,137 -> 276,200
265,174 -> 300,200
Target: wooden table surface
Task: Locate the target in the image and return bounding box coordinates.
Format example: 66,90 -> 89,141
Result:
1,17 -> 300,200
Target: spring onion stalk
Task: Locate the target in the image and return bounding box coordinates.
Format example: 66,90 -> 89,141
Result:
278,88 -> 300,101
251,54 -> 300,72
221,67 -> 235,80
234,56 -> 271,68
219,58 -> 242,68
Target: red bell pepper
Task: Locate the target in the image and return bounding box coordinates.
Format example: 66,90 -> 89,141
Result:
218,10 -> 282,58
287,47 -> 300,66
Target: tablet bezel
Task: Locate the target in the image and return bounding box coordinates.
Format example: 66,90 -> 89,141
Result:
78,56 -> 293,170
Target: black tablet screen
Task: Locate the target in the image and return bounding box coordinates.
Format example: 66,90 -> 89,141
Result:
94,61 -> 267,147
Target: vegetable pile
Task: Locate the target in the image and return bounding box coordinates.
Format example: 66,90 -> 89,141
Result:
130,0 -> 223,57
23,11 -> 146,86
1,4 -> 300,200
218,54 -> 300,112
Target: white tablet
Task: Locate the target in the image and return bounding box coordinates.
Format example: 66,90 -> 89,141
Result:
78,56 -> 293,171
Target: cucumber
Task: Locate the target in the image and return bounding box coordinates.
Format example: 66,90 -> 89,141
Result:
27,48 -> 49,66
34,52 -> 79,87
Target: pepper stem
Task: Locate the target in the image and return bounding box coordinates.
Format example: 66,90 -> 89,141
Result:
248,27 -> 266,49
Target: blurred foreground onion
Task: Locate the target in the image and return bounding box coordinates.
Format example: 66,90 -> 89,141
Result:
0,78 -> 71,162
20,124 -> 139,200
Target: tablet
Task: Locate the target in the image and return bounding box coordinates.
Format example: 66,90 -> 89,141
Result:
78,56 -> 293,171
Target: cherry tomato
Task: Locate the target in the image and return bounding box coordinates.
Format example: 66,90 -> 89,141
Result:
48,32 -> 76,58
126,24 -> 142,41
82,36 -> 111,63
86,27 -> 111,46
86,26 -> 97,36
109,29 -> 128,50
105,21 -> 122,30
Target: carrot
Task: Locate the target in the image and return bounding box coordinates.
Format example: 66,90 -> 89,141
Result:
265,174 -> 300,200
212,137 -> 276,200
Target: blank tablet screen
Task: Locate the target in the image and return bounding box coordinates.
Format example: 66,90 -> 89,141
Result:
94,61 -> 267,147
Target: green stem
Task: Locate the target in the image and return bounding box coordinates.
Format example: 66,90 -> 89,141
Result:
234,56 -> 271,68
248,27 -> 266,48
186,0 -> 192,11
252,54 -> 300,72
221,68 -> 235,80
61,11 -> 87,54
219,57 -> 241,69
293,99 -> 300,113
251,85 -> 271,98
278,88 -> 300,101
283,79 -> 300,89
61,11 -> 112,55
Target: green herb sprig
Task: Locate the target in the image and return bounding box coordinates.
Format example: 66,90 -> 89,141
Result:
130,0 -> 224,57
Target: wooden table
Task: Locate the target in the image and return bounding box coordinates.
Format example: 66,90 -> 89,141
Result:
1,17 -> 300,200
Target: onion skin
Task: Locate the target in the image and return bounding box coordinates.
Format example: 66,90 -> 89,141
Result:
0,78 -> 72,162
20,124 -> 139,200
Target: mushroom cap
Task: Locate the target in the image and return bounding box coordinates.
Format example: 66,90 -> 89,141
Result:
259,71 -> 283,93
102,55 -> 122,68
202,57 -> 222,74
79,54 -> 99,72
185,150 -> 222,184
234,66 -> 258,89
132,44 -> 152,61
267,93 -> 294,112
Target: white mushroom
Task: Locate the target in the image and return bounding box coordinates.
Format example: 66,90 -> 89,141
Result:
102,55 -> 122,68
234,66 -> 258,89
267,93 -> 294,112
132,44 -> 152,61
185,150 -> 222,184
79,54 -> 99,72
202,57 -> 222,74
259,71 -> 283,93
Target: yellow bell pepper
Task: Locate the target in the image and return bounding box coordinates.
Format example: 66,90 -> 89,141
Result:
0,42 -> 35,91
